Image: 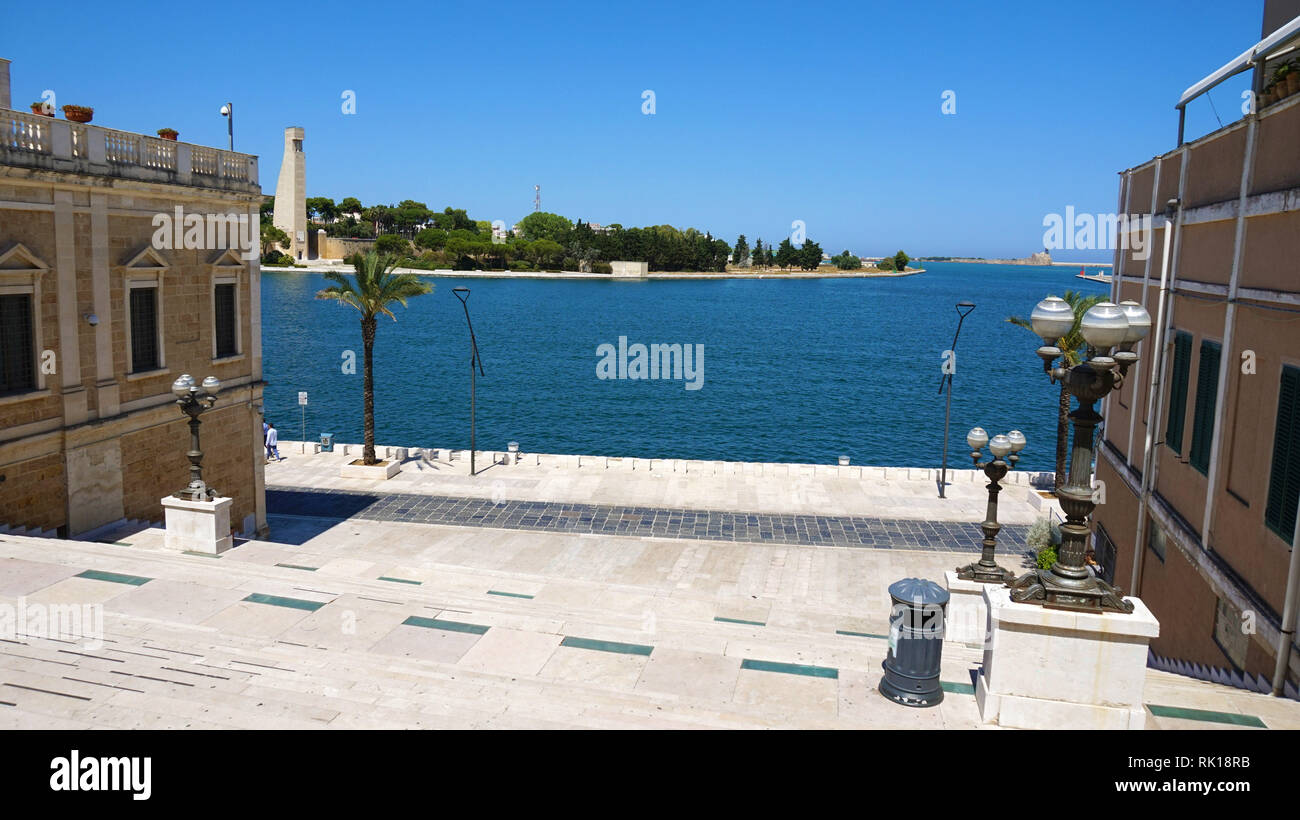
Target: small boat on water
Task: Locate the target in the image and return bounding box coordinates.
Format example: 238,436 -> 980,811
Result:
1075,266 -> 1113,285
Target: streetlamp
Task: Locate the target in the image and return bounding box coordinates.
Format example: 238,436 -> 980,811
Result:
171,374 -> 222,501
1006,298 -> 1151,613
452,287 -> 484,476
938,301 -> 976,498
219,103 -> 233,151
955,427 -> 1025,584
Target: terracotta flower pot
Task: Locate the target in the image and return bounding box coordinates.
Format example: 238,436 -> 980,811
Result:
1284,72 -> 1300,98
30,104 -> 53,117
62,106 -> 94,123
158,132 -> 178,141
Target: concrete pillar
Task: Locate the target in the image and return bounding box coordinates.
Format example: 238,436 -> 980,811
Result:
272,127 -> 306,261
0,58 -> 10,110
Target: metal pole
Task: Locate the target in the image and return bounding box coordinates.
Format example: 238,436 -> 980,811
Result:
938,302 -> 975,498
301,403 -> 306,455
453,287 -> 484,477
1272,495 -> 1300,695
227,103 -> 233,151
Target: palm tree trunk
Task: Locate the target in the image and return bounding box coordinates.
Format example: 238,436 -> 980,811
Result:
362,316 -> 377,465
1055,382 -> 1070,492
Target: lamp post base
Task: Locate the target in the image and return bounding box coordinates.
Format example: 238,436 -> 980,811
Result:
955,562 -> 1015,585
1007,567 -> 1135,614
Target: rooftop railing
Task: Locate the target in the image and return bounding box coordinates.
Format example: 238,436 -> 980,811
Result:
0,108 -> 259,193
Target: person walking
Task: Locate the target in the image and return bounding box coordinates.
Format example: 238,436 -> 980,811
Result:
265,421 -> 281,462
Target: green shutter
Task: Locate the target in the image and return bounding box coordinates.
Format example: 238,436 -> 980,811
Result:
1190,340 -> 1222,474
1265,366 -> 1300,544
1166,331 -> 1193,454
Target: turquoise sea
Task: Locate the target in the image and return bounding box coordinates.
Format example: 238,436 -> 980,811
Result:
260,262 -> 1109,473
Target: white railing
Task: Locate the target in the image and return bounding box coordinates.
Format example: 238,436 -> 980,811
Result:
0,107 -> 257,189
0,109 -> 51,153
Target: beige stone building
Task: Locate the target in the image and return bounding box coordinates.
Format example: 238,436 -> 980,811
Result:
0,58 -> 267,538
1095,3 -> 1300,693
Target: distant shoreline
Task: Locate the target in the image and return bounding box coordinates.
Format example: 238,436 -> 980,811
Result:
918,258 -> 1114,268
263,265 -> 927,281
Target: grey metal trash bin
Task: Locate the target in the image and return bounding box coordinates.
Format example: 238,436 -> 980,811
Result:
320,433 -> 334,453
879,577 -> 949,707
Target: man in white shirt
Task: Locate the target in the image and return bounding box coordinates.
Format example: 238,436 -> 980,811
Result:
265,422 -> 281,462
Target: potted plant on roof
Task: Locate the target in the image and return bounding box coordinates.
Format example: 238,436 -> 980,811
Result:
157,128 -> 179,141
62,105 -> 93,123
1284,60 -> 1300,99
29,101 -> 53,117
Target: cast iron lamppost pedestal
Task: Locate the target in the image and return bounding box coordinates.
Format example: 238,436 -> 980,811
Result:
452,287 -> 484,477
1006,298 -> 1151,614
171,374 -> 222,501
955,428 -> 1025,584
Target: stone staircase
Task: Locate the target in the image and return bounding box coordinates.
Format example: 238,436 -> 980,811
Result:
1148,647 -> 1298,701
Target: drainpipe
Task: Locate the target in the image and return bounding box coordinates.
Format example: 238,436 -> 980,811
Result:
1273,496 -> 1300,696
1130,198 -> 1180,596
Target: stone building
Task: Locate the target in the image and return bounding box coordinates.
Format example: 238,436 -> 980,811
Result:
1095,2 -> 1300,693
0,57 -> 267,538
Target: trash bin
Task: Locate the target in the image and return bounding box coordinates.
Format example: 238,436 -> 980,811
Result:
320,432 -> 334,453
879,577 -> 948,707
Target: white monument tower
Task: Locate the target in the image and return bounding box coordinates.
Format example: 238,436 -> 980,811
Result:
273,127 -> 307,260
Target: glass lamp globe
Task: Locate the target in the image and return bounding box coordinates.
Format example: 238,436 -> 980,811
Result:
1118,300 -> 1151,344
1006,430 -> 1026,452
989,434 -> 1013,458
1030,296 -> 1075,343
967,427 -> 989,451
171,374 -> 195,398
201,376 -> 222,396
1080,302 -> 1130,349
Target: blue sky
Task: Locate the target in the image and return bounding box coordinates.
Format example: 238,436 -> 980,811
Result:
6,0 -> 1263,259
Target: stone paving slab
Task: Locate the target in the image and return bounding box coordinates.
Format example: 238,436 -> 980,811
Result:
268,486 -> 1031,553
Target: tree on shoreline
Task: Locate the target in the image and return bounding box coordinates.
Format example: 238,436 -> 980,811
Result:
316,252 -> 433,466
732,234 -> 749,267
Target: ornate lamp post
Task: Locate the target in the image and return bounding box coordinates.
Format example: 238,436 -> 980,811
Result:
171,374 -> 222,501
1007,298 -> 1151,613
956,427 -> 1025,584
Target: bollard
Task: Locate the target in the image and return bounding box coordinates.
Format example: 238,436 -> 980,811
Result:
879,577 -> 949,707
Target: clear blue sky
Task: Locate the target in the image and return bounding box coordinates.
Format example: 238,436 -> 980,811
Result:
6,0 -> 1264,259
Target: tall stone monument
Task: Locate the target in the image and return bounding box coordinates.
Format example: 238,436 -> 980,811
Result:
272,126 -> 307,260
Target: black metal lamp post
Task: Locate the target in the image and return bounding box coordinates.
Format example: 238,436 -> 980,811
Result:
1007,298 -> 1151,613
956,427 -> 1025,584
170,374 -> 222,501
219,103 -> 233,151
938,301 -> 976,498
452,287 -> 484,477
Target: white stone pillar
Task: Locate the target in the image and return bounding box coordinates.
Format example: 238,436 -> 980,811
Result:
975,586 -> 1159,729
161,495 -> 234,554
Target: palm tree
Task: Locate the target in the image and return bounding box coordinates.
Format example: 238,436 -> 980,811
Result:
316,251 -> 433,465
1006,290 -> 1105,492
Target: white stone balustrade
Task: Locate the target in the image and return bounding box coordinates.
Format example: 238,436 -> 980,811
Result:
0,108 -> 258,191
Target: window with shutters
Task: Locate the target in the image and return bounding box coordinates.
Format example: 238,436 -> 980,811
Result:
0,294 -> 36,395
1265,365 -> 1300,545
1093,523 -> 1117,584
214,282 -> 238,358
1166,331 -> 1193,454
129,286 -> 160,373
1189,340 -> 1222,474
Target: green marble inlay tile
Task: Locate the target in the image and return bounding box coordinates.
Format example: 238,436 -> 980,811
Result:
487,590 -> 534,599
378,576 -> 422,585
560,636 -> 653,656
242,593 -> 325,612
274,563 -> 318,571
1146,704 -> 1266,728
75,569 -> 152,586
402,616 -> 489,635
714,616 -> 766,627
941,681 -> 975,695
836,629 -> 887,639
740,658 -> 838,679
183,551 -> 221,559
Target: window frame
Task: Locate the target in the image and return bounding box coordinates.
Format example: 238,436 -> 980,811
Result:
212,276 -> 241,361
0,243 -> 49,399
1265,363 -> 1300,545
1165,330 -> 1193,455
1189,338 -> 1222,475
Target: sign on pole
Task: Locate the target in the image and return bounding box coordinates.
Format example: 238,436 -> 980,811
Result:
298,392 -> 308,453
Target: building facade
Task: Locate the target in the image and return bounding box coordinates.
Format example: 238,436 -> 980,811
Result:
0,58 -> 267,538
1095,5 -> 1300,691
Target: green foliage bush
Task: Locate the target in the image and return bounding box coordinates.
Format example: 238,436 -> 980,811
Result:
375,234 -> 411,256
509,260 -> 533,271
1036,546 -> 1058,570
591,261 -> 613,274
